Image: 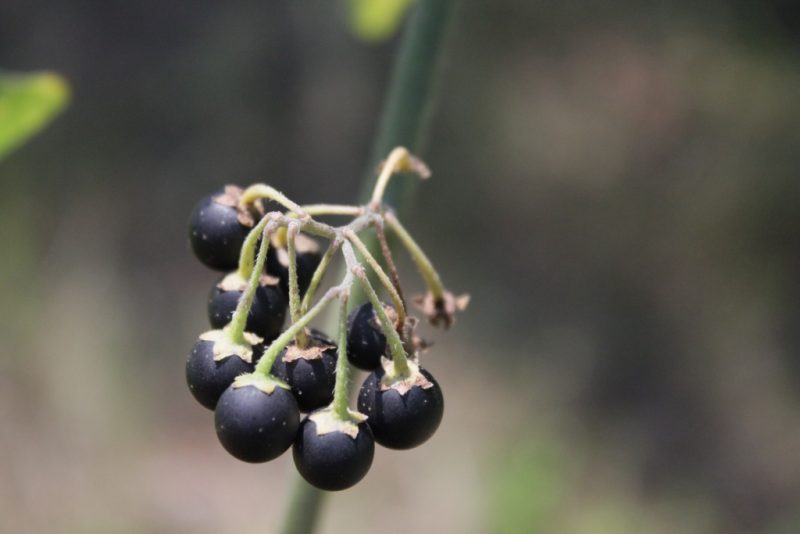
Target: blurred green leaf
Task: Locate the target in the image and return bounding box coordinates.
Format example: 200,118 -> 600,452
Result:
346,0 -> 415,42
0,70 -> 69,161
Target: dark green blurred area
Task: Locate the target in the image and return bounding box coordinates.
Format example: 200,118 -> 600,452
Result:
2,1 -> 800,532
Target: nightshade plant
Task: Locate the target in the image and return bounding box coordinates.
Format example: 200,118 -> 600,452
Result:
186,146 -> 468,490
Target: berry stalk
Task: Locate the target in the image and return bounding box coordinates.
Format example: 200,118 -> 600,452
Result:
300,238 -> 342,315
301,204 -> 363,217
345,229 -> 406,327
373,219 -> 405,305
286,223 -> 309,348
343,241 -> 410,376
331,291 -> 353,421
241,184 -> 307,216
235,212 -> 274,280
384,210 -> 445,301
254,283 -> 348,378
369,146 -> 411,208
368,146 -> 430,209
227,222 -> 273,345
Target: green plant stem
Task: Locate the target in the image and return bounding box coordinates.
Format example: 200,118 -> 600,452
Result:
331,293 -> 352,420
300,239 -> 342,314
236,214 -> 272,280
228,223 -> 272,344
384,211 -> 444,300
373,220 -> 405,304
360,0 -> 454,205
286,223 -> 309,348
241,184 -> 307,215
343,241 -> 410,376
295,218 -> 338,240
278,1 -> 454,532
301,204 -> 363,217
345,229 -> 406,326
369,146 -> 410,207
253,285 -> 343,377
280,477 -> 326,534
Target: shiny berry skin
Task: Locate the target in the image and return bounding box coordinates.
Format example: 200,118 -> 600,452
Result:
346,303 -> 386,370
215,384 -> 300,463
293,418 -> 374,491
271,334 -> 337,412
207,276 -> 287,341
186,339 -> 258,410
188,188 -> 251,271
357,367 -> 444,450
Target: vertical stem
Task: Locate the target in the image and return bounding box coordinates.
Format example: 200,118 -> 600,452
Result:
349,0 -> 455,307
278,2 -> 454,533
360,0 -> 455,205
279,477 -> 326,534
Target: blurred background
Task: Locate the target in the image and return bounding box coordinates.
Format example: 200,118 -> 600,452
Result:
2,1 -> 800,532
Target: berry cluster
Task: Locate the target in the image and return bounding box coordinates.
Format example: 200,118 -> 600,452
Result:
185,147 -> 468,491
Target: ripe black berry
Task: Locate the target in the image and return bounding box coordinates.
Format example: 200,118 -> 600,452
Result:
207,274 -> 287,341
346,302 -> 387,370
188,186 -> 253,271
215,379 -> 300,463
271,332 -> 337,412
358,365 -> 444,450
293,414 -> 374,491
186,338 -> 259,410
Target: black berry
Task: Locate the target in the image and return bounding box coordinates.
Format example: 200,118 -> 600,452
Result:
207,275 -> 287,341
215,382 -> 300,463
346,302 -> 387,370
188,186 -> 252,271
358,366 -> 444,450
271,333 -> 337,412
186,339 -> 258,410
293,417 -> 374,491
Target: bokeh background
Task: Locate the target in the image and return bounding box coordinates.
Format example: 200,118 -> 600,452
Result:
3,1 -> 800,532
